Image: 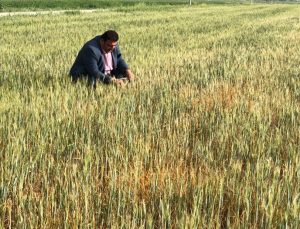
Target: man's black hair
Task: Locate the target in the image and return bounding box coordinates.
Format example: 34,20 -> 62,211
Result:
101,30 -> 119,42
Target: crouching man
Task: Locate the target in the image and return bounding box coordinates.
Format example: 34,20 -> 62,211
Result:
69,30 -> 134,88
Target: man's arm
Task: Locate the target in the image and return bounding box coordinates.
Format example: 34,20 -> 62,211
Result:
124,69 -> 135,82
115,46 -> 135,82
115,45 -> 129,70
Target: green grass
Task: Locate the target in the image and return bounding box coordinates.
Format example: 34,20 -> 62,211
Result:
1,0 -> 298,12
0,0 -> 299,12
1,4 -> 300,228
0,0 -> 219,12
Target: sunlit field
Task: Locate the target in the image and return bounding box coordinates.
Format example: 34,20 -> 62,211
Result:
1,4 -> 300,228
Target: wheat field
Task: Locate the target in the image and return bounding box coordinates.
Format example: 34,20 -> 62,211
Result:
1,3 -> 300,228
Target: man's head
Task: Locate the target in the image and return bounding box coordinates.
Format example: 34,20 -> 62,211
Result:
100,30 -> 119,53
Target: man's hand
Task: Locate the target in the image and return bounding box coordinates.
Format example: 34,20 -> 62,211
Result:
125,69 -> 135,82
111,77 -> 126,87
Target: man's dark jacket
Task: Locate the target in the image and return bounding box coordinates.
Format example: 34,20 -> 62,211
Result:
69,35 -> 128,85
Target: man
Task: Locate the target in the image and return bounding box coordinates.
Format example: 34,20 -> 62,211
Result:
69,30 -> 134,88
